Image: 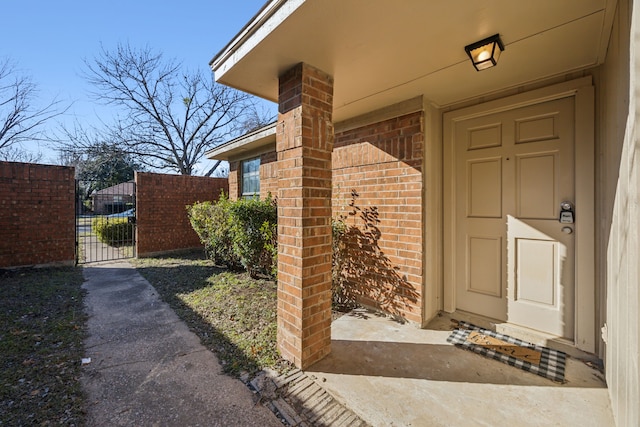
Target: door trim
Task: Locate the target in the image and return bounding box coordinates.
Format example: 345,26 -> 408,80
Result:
443,77 -> 595,352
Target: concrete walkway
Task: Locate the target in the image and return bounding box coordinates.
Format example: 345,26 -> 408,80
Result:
78,233 -> 132,264
79,258 -> 615,426
81,261 -> 282,426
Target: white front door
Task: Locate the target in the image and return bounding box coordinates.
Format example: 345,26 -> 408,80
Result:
445,96 -> 577,340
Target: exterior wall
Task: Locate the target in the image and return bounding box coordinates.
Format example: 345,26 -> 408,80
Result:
332,112 -> 424,323
226,110 -> 425,326
229,161 -> 239,200
91,182 -> 135,214
135,172 -> 228,257
228,150 -> 278,200
91,193 -> 134,214
0,162 -> 75,268
260,150 -> 278,198
597,0 -> 640,425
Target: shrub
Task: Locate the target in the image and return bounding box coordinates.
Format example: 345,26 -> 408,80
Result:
187,194 -> 277,279
229,195 -> 277,278
187,194 -> 241,269
92,217 -> 133,246
261,220 -> 278,279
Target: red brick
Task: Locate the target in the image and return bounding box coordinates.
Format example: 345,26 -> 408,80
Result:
0,162 -> 75,268
277,63 -> 335,369
136,172 -> 228,256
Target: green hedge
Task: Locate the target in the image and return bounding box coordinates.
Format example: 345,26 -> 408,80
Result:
187,193 -> 277,279
187,196 -> 241,269
92,217 -> 134,246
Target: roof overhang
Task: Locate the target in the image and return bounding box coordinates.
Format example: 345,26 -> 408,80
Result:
206,122 -> 276,160
211,0 -> 616,123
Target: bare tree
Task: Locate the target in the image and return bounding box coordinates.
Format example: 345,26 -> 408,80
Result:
76,43 -> 261,175
59,124 -> 141,177
0,145 -> 43,163
0,57 -> 65,161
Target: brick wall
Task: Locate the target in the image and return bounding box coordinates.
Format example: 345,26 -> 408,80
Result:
135,172 -> 228,257
227,110 -> 425,325
260,150 -> 278,199
0,161 -> 75,268
228,150 -> 278,200
332,111 -> 424,323
229,161 -> 239,200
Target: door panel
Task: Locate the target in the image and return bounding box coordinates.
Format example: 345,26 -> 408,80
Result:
468,123 -> 502,150
468,236 -> 502,297
468,158 -> 502,218
515,112 -> 559,143
516,153 -> 557,219
516,238 -> 557,305
507,216 -> 574,337
450,97 -> 575,339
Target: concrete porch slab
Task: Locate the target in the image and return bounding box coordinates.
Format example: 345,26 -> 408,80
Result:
306,309 -> 614,427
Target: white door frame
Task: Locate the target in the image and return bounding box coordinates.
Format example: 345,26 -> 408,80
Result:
443,77 -> 595,353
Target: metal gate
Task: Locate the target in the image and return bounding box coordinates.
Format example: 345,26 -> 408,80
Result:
75,180 -> 136,264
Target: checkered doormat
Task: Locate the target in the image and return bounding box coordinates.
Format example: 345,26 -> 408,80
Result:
447,321 -> 567,382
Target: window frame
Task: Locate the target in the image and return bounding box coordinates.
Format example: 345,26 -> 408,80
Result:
241,156 -> 260,198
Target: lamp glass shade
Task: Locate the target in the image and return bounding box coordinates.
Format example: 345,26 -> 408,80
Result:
465,34 -> 504,71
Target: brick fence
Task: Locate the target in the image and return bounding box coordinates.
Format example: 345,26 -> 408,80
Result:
0,161 -> 75,268
135,172 -> 228,257
0,163 -> 228,268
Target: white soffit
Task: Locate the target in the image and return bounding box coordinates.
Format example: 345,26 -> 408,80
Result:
211,0 -> 616,121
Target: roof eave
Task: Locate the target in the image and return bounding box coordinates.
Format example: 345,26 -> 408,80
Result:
209,0 -> 302,81
206,122 -> 277,161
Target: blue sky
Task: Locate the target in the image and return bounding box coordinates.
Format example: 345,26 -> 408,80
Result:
1,0 -> 274,163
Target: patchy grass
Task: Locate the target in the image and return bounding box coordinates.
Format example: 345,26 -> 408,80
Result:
132,252 -> 291,378
0,267 -> 86,426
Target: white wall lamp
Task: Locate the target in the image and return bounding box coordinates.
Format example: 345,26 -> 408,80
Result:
465,34 -> 504,71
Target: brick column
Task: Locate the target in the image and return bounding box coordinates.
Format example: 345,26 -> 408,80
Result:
276,63 -> 334,368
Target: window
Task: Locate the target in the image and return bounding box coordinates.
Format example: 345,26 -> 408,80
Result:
241,157 -> 260,197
